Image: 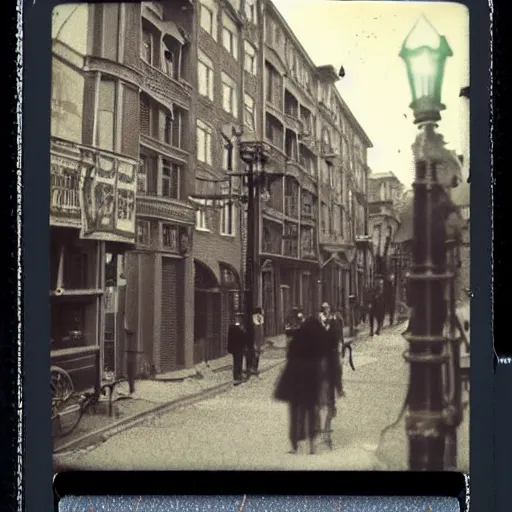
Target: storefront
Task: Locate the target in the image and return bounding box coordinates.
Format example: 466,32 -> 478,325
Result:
50,137 -> 137,392
124,219 -> 194,376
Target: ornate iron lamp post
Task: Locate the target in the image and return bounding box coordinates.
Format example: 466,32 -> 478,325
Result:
228,137 -> 272,372
399,16 -> 460,470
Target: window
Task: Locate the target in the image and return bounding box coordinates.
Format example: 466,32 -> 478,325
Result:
220,201 -> 235,236
160,109 -> 183,148
195,200 -> 208,230
160,110 -> 173,145
162,224 -> 179,251
244,0 -> 257,24
138,155 -> 148,194
221,73 -> 237,116
161,160 -> 180,199
244,41 -> 257,75
136,220 -> 150,246
222,14 -> 238,59
162,41 -> 178,79
222,143 -> 236,171
97,79 -> 115,151
244,93 -> 255,130
141,29 -> 153,64
198,52 -> 214,100
196,120 -> 212,165
200,4 -> 215,38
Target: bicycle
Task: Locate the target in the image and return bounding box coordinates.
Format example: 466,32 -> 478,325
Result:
51,365 -> 123,438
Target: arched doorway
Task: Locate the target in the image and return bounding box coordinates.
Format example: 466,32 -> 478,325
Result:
194,260 -> 221,364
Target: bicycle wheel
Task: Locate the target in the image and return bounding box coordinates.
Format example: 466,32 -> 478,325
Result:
50,366 -> 74,415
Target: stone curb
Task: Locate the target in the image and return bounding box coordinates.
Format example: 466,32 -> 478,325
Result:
53,358 -> 285,456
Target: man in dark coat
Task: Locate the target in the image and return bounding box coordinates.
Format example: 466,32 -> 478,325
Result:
274,316 -> 325,454
369,279 -> 385,336
227,313 -> 248,385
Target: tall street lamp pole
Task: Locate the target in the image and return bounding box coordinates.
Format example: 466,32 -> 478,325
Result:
399,16 -> 458,470
238,140 -> 270,371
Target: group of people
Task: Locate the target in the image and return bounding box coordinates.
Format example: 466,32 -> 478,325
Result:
360,276 -> 396,336
227,308 -> 265,386
273,302 -> 347,454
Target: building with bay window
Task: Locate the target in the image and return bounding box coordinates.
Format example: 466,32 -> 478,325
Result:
50,4 -> 138,388
316,66 -> 373,324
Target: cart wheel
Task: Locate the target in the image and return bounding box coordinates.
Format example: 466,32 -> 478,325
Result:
50,366 -> 74,414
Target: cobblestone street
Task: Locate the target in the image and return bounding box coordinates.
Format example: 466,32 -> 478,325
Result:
54,323 -> 469,471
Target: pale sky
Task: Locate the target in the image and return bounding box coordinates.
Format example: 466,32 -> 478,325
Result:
271,0 -> 470,187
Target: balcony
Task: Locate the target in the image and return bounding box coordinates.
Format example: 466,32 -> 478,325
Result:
139,58 -> 192,109
136,194 -> 195,225
319,232 -> 352,252
50,137 -> 139,243
140,133 -> 189,163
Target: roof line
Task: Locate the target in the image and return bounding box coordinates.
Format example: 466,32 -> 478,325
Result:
264,0 -> 373,148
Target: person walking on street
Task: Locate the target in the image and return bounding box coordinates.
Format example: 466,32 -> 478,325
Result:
317,310 -> 343,450
274,316 -> 325,455
369,279 -> 385,336
227,313 -> 248,386
247,307 -> 265,377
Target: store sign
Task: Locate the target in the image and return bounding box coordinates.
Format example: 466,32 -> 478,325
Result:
80,150 -> 137,243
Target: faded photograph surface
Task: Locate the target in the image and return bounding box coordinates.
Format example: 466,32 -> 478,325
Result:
58,496 -> 461,512
50,0 -> 470,471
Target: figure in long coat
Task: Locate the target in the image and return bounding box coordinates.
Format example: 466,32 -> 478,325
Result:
274,316 -> 325,454
369,280 -> 385,336
316,313 -> 343,449
227,314 -> 248,385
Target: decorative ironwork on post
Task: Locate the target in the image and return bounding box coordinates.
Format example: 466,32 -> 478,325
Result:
400,16 -> 465,471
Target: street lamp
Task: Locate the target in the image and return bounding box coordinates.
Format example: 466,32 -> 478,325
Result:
399,16 -> 460,471
235,138 -> 271,374
399,15 -> 453,124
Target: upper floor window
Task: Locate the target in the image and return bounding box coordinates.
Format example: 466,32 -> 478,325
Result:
200,3 -> 216,39
265,61 -> 282,107
222,14 -> 238,59
244,0 -> 257,24
244,41 -> 257,75
220,200 -> 235,236
142,29 -> 154,64
221,72 -> 238,117
244,93 -> 255,130
195,199 -> 209,231
136,220 -> 151,246
196,120 -> 213,165
161,159 -> 180,200
97,78 -> 116,151
198,51 -> 214,101
138,156 -> 148,194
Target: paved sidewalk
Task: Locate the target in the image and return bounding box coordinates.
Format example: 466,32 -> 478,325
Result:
53,353 -> 284,454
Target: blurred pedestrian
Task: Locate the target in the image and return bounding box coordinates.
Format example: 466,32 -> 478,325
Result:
369,279 -> 385,336
317,311 -> 343,449
274,316 -> 325,454
247,307 -> 265,377
227,313 -> 248,386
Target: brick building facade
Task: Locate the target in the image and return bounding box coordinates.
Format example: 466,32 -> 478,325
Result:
51,0 -> 374,379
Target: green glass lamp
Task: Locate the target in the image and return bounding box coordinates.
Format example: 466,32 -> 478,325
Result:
399,16 -> 453,123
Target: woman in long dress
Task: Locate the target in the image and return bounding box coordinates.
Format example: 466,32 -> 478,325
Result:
274,316 -> 325,454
